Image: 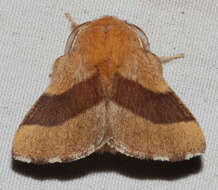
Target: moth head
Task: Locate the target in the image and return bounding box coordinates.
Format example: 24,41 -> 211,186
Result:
65,16 -> 150,55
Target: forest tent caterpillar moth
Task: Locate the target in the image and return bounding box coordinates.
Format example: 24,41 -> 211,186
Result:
12,14 -> 206,164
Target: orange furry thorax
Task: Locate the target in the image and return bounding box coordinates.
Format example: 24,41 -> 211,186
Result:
72,16 -> 142,82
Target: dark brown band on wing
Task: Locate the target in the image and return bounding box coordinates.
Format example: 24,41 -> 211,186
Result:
111,73 -> 195,124
22,74 -> 103,126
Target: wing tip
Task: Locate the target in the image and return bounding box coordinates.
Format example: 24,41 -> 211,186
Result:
184,152 -> 203,160
107,140 -> 205,162
13,155 -> 32,164
13,154 -> 64,164
13,151 -> 204,164
12,144 -> 98,164
152,152 -> 204,162
153,156 -> 170,161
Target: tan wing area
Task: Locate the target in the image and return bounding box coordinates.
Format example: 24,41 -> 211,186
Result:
107,50 -> 206,161
12,55 -> 106,164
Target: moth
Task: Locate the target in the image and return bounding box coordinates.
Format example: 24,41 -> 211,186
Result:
12,14 -> 206,164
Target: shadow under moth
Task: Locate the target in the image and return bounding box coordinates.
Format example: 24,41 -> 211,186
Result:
12,14 -> 206,164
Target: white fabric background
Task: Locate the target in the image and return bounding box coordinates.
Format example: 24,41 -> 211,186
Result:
0,0 -> 217,189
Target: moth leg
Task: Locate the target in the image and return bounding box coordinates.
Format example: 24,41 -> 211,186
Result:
159,53 -> 184,64
65,13 -> 78,28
